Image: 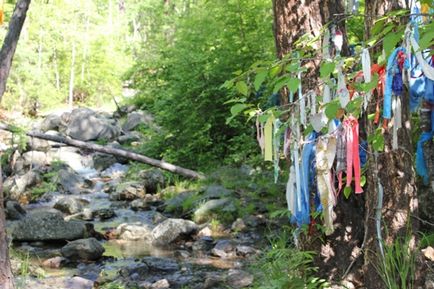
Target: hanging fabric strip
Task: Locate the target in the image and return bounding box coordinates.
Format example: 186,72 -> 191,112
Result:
336,124 -> 346,193
416,131 -> 434,185
298,70 -> 306,127
283,127 -> 291,159
323,27 -> 331,60
383,47 -> 409,119
273,118 -> 281,183
337,60 -> 350,108
264,115 -> 274,161
310,92 -> 317,115
286,164 -> 297,215
316,136 -> 337,235
411,34 -> 434,81
323,84 -> 331,104
362,48 -> 372,110
256,115 -> 265,155
292,116 -> 303,225
344,116 -> 363,194
392,96 -> 402,150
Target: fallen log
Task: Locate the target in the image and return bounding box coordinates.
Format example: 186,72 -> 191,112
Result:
0,123 -> 205,180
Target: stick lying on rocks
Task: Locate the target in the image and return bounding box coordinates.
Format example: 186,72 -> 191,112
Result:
0,123 -> 205,180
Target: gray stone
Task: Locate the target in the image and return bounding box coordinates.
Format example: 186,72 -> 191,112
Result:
131,199 -> 152,211
55,166 -> 86,194
193,198 -> 235,224
211,240 -> 235,258
54,197 -> 84,214
164,191 -> 196,213
11,210 -> 86,241
143,257 -> 179,272
151,279 -> 170,289
22,151 -> 51,167
116,223 -> 154,241
111,181 -> 145,201
118,131 -> 142,144
226,270 -> 253,288
231,218 -> 247,232
5,201 -> 26,220
235,245 -> 256,257
92,208 -> 115,220
92,153 -> 117,171
61,238 -> 105,261
65,108 -> 120,141
27,138 -> 51,152
40,114 -> 62,132
122,111 -> 155,131
192,237 -> 214,253
4,170 -> 42,201
152,218 -> 198,247
139,169 -> 165,194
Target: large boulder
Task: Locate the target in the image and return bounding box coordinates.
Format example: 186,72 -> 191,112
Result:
11,210 -> 86,241
116,223 -> 154,241
61,238 -> 105,261
110,181 -> 145,201
92,153 -> 117,171
39,114 -> 62,132
139,169 -> 165,194
64,108 -> 120,141
151,218 -> 198,247
54,197 -> 84,215
53,165 -> 87,194
5,201 -> 26,220
4,170 -> 41,201
22,151 -> 51,167
122,111 -> 155,131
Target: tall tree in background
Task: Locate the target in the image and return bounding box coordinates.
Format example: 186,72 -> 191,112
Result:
0,0 -> 31,103
272,0 -> 421,287
0,1 -> 31,288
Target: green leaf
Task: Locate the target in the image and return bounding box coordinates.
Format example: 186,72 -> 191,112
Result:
236,81 -> 249,96
360,175 -> 366,187
287,78 -> 300,94
254,70 -> 268,91
269,65 -> 282,78
419,28 -> 434,51
324,100 -> 340,119
303,124 -> 314,136
286,63 -> 299,73
273,78 -> 287,93
371,19 -> 385,36
368,128 -> 385,152
320,61 -> 335,79
383,32 -> 403,57
346,96 -> 363,114
230,103 -> 248,116
344,187 -> 352,199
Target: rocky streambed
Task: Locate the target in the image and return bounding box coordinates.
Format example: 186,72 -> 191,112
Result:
2,107 -> 271,289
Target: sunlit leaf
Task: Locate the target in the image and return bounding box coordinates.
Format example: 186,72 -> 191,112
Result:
344,187 -> 352,199
320,61 -> 335,79
287,78 -> 300,94
236,81 -> 249,96
254,70 -> 268,91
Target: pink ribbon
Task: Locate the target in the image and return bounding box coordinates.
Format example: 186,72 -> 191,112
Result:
344,116 -> 363,194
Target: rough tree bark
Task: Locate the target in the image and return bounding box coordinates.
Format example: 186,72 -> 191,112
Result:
273,0 -> 421,287
0,0 -> 31,103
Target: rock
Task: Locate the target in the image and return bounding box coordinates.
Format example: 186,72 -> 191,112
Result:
193,198 -> 236,224
54,197 -> 84,215
152,218 -> 198,246
111,181 -> 145,200
61,238 -> 105,261
231,218 -> 246,232
92,208 -> 116,220
92,153 -> 118,171
203,185 -> 233,199
118,131 -> 143,144
131,199 -> 152,211
11,210 -> 86,241
203,273 -> 224,289
27,138 -> 51,152
235,245 -> 256,257
117,223 -> 154,241
422,246 -> 434,261
122,111 -> 155,131
211,240 -> 235,258
151,279 -> 170,289
4,170 -> 42,201
143,257 -> 179,272
192,237 -> 214,253
197,226 -> 213,237
65,276 -> 94,289
226,270 -> 253,288
48,146 -> 93,171
5,201 -> 26,220
22,151 -> 51,167
41,256 -> 66,269
65,108 -> 120,141
139,169 -> 165,194
40,114 -> 62,132
54,166 -> 86,194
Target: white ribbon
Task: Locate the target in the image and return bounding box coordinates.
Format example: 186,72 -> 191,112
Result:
298,70 -> 306,127
392,96 -> 402,150
362,48 -> 372,110
411,33 -> 434,81
337,61 -> 350,107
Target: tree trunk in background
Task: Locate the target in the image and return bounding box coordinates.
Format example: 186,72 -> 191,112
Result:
273,0 -> 421,287
0,0 -> 32,103
0,162 -> 14,289
362,1 -> 421,287
68,41 -> 76,109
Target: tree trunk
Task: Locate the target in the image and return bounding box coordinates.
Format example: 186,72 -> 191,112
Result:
0,0 -> 32,103
0,161 -> 14,289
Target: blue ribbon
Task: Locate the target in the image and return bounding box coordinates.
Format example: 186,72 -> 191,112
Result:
416,131 -> 433,185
